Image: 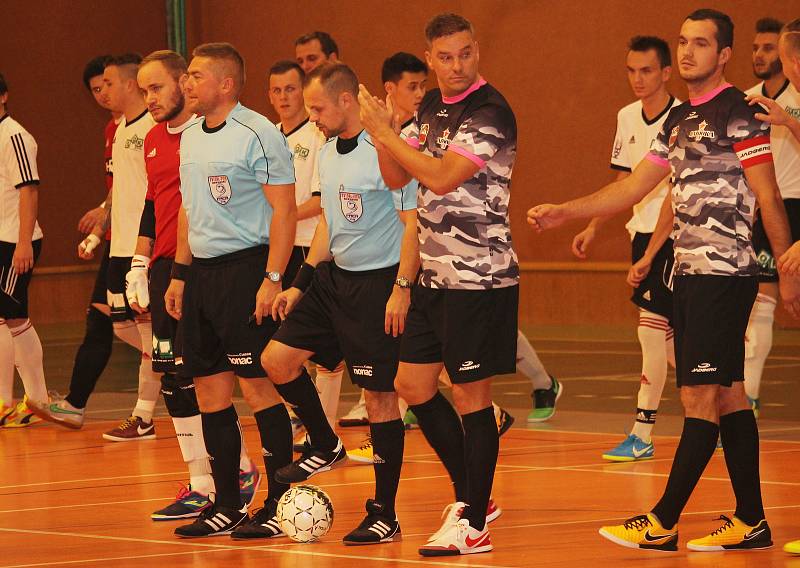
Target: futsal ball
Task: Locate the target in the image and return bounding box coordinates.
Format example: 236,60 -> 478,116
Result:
276,485 -> 334,543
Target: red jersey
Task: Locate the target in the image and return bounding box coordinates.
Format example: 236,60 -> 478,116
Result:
143,118 -> 196,262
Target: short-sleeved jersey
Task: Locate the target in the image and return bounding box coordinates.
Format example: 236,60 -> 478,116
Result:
144,115 -> 198,263
179,103 -> 295,259
109,109 -> 156,257
647,84 -> 772,276
318,130 -> 416,271
0,114 -> 43,243
745,80 -> 800,199
610,96 -> 681,236
279,119 -> 324,247
408,78 -> 519,290
104,117 -> 120,191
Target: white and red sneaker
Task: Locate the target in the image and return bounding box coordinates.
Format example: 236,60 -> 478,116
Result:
426,499 -> 502,544
486,499 -> 502,523
419,518 -> 493,556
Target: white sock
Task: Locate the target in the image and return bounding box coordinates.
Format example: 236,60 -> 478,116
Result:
516,329 -> 551,390
10,320 -> 48,404
172,415 -> 215,495
0,320 -> 14,404
239,421 -> 251,471
315,362 -> 343,428
630,310 -> 671,442
744,293 -> 776,400
113,320 -> 142,351
132,318 -> 160,422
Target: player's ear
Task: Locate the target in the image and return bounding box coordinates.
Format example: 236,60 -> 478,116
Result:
718,46 -> 732,66
424,51 -> 433,70
384,81 -> 395,96
662,65 -> 672,82
474,40 -> 480,62
179,73 -> 188,90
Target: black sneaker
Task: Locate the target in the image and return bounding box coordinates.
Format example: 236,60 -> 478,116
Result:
275,438 -> 347,483
343,499 -> 401,545
293,433 -> 310,454
174,503 -> 248,538
231,498 -> 285,540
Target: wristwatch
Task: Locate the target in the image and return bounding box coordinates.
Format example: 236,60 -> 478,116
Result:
395,276 -> 412,289
265,271 -> 282,283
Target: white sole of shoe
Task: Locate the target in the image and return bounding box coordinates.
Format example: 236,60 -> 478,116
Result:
102,433 -> 157,442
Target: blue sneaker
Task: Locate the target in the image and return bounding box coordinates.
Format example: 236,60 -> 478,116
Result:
747,396 -> 760,419
151,485 -> 211,520
239,460 -> 261,507
602,434 -> 654,462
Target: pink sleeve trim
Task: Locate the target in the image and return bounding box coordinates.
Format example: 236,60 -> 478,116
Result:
645,152 -> 670,169
448,144 -> 486,169
405,137 -> 420,149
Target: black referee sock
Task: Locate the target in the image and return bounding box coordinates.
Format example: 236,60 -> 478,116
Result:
274,368 -> 338,452
651,417 -> 719,530
66,306 -> 113,409
409,391 -> 468,502
254,403 -> 292,503
370,418 -> 405,517
461,406 -> 498,531
202,405 -> 242,509
720,409 -> 765,525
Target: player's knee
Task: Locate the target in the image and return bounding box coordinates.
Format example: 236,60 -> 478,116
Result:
161,373 -> 199,418
718,383 -> 748,415
364,390 -> 399,421
680,385 -> 718,418
86,305 -> 113,345
261,343 -> 294,382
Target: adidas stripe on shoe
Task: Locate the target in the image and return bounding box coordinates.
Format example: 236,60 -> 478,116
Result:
275,439 -> 347,483
174,504 -> 248,538
343,499 -> 401,545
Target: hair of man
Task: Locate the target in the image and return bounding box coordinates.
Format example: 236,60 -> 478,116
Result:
141,50 -> 188,81
783,19 -> 800,54
192,42 -> 246,93
381,52 -> 428,84
295,31 -> 339,57
425,12 -> 473,45
304,61 -> 358,100
756,17 -> 784,35
83,55 -> 113,90
0,72 -> 7,95
628,36 -> 672,68
269,60 -> 305,81
686,8 -> 734,51
108,53 -> 143,83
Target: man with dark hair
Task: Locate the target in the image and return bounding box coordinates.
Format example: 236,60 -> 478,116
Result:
295,31 -> 339,74
166,42 -> 297,539
530,9 -> 800,551
572,36 -> 681,462
360,12 -> 519,555
686,8 -> 735,51
262,61 -> 418,546
741,17 -> 800,418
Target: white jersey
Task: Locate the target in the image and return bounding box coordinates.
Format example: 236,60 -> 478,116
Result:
109,109 -> 156,257
279,119 -> 324,247
610,96 -> 681,236
746,81 -> 800,199
0,115 -> 43,243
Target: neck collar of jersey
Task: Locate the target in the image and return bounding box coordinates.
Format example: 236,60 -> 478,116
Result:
126,108 -> 149,127
442,76 -> 486,104
763,79 -> 790,100
642,95 -> 675,126
167,113 -> 198,135
690,82 -> 732,106
282,117 -> 309,137
203,102 -> 241,133
0,113 -> 8,126
336,129 -> 365,154
401,116 -> 414,130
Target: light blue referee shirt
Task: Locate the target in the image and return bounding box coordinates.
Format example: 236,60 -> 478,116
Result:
179,103 -> 295,258
319,130 -> 417,271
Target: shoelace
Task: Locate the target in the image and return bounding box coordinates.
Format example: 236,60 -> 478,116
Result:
174,484 -> 191,500
117,416 -> 139,430
623,515 -> 652,531
710,515 -> 735,536
357,436 -> 372,451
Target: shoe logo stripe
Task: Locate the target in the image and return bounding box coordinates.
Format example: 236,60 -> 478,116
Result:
643,530 -> 673,543
744,528 -> 766,541
217,513 -> 231,524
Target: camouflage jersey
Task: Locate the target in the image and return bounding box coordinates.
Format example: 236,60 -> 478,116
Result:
405,78 -> 519,289
646,84 -> 772,276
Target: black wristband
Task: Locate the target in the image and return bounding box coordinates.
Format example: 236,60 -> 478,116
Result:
170,262 -> 189,281
291,262 -> 315,292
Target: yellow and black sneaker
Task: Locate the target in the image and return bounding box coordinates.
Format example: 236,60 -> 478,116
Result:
599,513 -> 678,551
785,539 -> 800,554
687,515 -> 772,551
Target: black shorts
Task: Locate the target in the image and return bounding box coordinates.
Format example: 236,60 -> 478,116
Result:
752,198 -> 800,282
400,284 -> 518,384
0,239 -> 42,319
271,262 -> 399,392
285,246 -> 309,286
89,242 -> 111,306
631,232 -> 674,321
673,275 -> 757,388
181,245 -> 278,379
107,256 -> 135,322
149,256 -> 181,374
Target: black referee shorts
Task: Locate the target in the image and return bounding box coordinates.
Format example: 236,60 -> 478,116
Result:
106,255 -> 135,323
149,256 -> 181,374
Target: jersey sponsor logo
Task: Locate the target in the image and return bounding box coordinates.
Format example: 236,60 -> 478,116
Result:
458,360 -> 481,372
688,120 -> 716,142
340,188 -> 363,223
436,109 -> 449,117
687,111 -> 699,119
294,143 -> 310,160
208,175 -> 232,205
125,134 -> 145,150
436,128 -> 451,150
669,126 -> 679,147
691,362 -> 718,373
785,106 -> 800,120
105,157 -> 113,175
352,365 -> 373,377
612,138 -> 623,159
227,352 -> 253,365
419,123 -> 430,145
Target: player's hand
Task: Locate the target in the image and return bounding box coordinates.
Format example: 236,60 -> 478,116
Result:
571,225 -> 596,259
385,286 -> 410,337
78,207 -> 107,235
12,241 -> 34,274
78,234 -> 101,260
627,256 -> 653,288
748,94 -> 792,127
527,204 -> 569,232
358,84 -> 394,140
778,241 -> 800,276
778,272 -> 800,319
165,278 -> 185,320
254,279 -> 281,325
271,287 -> 303,321
125,254 -> 150,313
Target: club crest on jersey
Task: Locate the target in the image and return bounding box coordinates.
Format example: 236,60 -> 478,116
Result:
208,175 -> 232,205
339,186 -> 363,223
294,143 -> 310,160
125,134 -> 145,151
419,124 -> 430,144
436,128 -> 451,150
787,106 -> 800,120
688,120 -> 715,142
669,125 -> 680,147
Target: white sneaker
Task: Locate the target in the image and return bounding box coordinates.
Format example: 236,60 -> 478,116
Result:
28,396 -> 85,429
338,398 -> 368,427
426,502 -> 465,543
419,518 -> 492,556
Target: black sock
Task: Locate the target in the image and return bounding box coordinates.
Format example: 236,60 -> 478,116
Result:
651,417 -> 719,529
720,409 -> 764,525
66,306 -> 113,409
202,405 -> 241,509
273,367 -> 337,451
254,403 -> 292,502
409,391 -> 467,502
461,407 -> 498,531
370,418 -> 405,517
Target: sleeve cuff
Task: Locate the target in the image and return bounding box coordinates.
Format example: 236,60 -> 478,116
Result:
448,144 -> 486,169
610,164 -> 632,173
15,180 -> 40,189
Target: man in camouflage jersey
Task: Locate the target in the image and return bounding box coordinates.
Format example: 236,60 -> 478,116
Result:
359,13 -> 517,556
529,9 -> 800,553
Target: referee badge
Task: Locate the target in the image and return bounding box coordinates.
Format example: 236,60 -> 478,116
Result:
339,187 -> 363,223
208,175 -> 232,205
